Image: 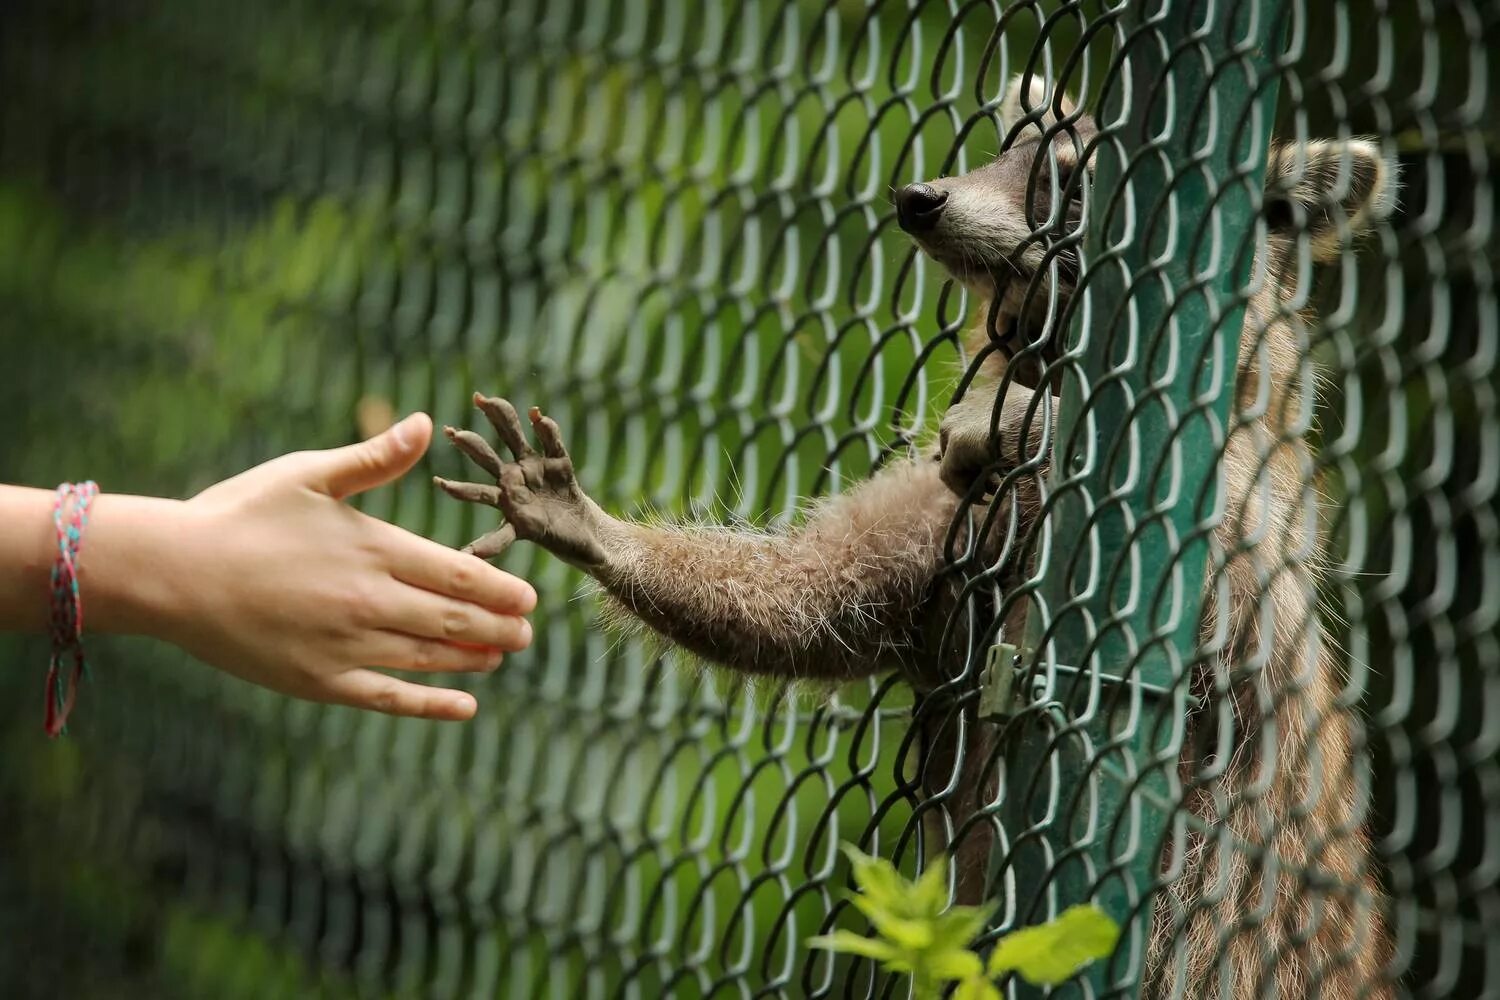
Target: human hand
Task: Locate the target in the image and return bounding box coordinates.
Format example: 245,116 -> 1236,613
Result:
129,413 -> 536,720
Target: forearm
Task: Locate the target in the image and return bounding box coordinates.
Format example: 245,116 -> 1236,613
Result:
586,460 -> 960,680
0,485 -> 187,637
433,396 -> 959,680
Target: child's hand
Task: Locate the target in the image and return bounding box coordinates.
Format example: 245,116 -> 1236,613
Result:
89,414 -> 535,721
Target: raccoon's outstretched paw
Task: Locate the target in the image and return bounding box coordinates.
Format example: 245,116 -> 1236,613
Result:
434,394 -> 609,570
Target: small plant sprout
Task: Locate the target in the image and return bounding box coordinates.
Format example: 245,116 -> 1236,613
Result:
810,843 -> 1120,1000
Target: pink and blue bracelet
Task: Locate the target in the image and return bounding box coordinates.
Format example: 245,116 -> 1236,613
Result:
45,481 -> 99,737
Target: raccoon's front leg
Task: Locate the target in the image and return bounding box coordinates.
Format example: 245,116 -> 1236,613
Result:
436,394 -> 962,682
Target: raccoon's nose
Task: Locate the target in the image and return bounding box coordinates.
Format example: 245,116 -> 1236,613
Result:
895,183 -> 948,233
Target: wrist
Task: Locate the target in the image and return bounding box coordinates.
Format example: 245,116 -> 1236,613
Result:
82,493 -> 197,641
0,486 -> 62,632
588,501 -> 638,579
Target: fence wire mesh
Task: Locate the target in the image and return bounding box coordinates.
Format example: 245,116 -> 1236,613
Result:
0,1 -> 1495,998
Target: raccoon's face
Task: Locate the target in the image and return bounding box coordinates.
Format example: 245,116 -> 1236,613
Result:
898,77 -> 1397,319
895,81 -> 1095,307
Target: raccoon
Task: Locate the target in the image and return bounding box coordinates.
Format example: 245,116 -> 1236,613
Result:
437,76 -> 1396,998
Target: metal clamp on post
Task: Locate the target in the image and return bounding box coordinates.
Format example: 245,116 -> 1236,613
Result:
978,642 -> 1022,720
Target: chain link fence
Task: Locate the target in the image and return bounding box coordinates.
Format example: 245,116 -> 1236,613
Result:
0,1 -> 1494,998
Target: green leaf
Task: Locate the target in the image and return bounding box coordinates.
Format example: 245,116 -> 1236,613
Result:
954,976 -> 1003,1000
910,854 -> 950,917
850,894 -> 934,950
929,904 -> 995,953
987,904 -> 1121,986
923,946 -> 985,980
807,931 -> 900,963
840,845 -> 909,906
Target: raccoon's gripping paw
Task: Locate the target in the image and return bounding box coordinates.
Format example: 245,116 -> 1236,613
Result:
435,394 -> 609,569
937,388 -> 1057,499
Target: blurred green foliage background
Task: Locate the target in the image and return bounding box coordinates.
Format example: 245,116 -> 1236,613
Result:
0,1 -> 1494,998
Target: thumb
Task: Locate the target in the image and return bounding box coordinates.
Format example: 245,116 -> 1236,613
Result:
311,412 -> 432,499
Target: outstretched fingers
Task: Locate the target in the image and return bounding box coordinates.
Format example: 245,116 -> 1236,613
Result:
445,426 -> 504,478
475,393 -> 534,459
464,524 -> 517,560
438,393 -> 583,562
529,407 -> 570,460
433,476 -> 502,507
326,669 -> 478,721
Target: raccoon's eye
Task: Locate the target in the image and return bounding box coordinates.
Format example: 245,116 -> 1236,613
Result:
1263,193 -> 1295,231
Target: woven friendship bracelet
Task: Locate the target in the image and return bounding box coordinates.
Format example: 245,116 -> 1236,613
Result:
44,481 -> 99,738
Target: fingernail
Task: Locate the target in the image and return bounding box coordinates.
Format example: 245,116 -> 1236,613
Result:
390,414 -> 413,448
485,649 -> 504,670
519,619 -> 534,647
391,412 -> 423,449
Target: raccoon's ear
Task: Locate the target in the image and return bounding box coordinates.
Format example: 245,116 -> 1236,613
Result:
1000,73 -> 1079,133
1263,138 -> 1398,261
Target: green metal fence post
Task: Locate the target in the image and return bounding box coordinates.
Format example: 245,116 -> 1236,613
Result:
995,2 -> 1288,994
